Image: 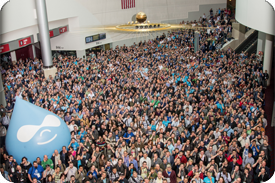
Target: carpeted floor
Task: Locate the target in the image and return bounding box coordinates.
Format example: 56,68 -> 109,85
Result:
264,67 -> 274,177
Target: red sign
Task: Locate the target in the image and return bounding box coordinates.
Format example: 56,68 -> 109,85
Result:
49,30 -> 54,38
0,44 -> 10,53
59,26 -> 67,34
18,37 -> 32,47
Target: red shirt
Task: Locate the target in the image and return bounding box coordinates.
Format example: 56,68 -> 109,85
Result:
175,154 -> 187,164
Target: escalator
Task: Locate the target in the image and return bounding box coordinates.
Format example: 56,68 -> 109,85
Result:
245,40 -> 257,55
235,30 -> 258,55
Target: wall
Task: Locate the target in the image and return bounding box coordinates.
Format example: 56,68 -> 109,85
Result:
162,3 -> 226,23
235,0 -> 275,36
0,0 -> 226,53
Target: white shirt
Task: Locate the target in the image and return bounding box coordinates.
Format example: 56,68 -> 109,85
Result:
2,116 -> 10,126
139,157 -> 151,169
69,124 -> 77,132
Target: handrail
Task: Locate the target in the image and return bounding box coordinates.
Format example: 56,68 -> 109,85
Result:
244,40 -> 257,54
235,30 -> 258,53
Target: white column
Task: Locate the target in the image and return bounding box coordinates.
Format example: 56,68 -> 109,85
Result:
76,50 -> 86,59
35,0 -> 53,68
32,45 -> 36,59
263,34 -> 273,86
257,31 -> 265,55
194,31 -> 200,52
10,51 -> 17,63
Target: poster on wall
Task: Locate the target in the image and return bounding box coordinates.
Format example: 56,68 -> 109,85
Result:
85,36 -> 93,43
0,44 -> 10,53
93,34 -> 100,42
59,26 -> 68,34
49,30 -> 54,38
18,37 -> 32,47
85,33 -> 106,44
99,33 -> 106,40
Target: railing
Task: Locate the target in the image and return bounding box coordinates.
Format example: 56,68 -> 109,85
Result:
235,30 -> 258,54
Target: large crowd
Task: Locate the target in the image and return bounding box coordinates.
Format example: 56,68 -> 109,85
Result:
0,7 -> 273,183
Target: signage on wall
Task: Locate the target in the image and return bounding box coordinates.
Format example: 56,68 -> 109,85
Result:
85,33 -> 106,44
0,44 -> 10,53
56,46 -> 64,49
59,26 -> 68,34
37,25 -> 69,41
49,30 -> 54,38
18,37 -> 32,47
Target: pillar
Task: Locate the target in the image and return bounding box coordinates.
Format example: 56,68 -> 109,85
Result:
194,31 -> 199,53
76,50 -> 86,59
0,73 -> 6,107
263,34 -> 273,86
10,51 -> 17,65
32,45 -> 37,59
257,32 -> 265,55
35,0 -> 57,79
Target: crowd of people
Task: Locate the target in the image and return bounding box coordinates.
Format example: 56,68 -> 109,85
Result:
0,7 -> 273,183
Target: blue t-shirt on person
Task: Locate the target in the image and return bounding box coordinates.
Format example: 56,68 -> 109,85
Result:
71,142 -> 79,151
203,177 -> 215,183
28,165 -> 44,180
123,132 -> 134,144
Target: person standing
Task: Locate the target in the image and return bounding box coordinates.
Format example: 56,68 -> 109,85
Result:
28,161 -> 44,183
262,70 -> 269,87
5,155 -> 18,182
203,171 -> 215,183
162,164 -> 177,183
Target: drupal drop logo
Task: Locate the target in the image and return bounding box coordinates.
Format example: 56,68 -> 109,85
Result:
6,98 -> 71,163
17,115 -> 60,145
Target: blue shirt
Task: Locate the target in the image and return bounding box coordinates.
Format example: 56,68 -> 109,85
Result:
28,165 -> 44,180
77,160 -> 81,169
216,103 -> 224,113
250,144 -> 260,156
163,120 -> 170,127
224,127 -> 234,137
203,177 -> 215,183
78,131 -> 87,142
123,132 -> 135,144
127,159 -> 139,172
71,142 -> 79,151
150,124 -> 156,131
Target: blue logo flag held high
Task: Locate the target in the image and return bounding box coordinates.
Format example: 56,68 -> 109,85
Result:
6,97 -> 71,163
